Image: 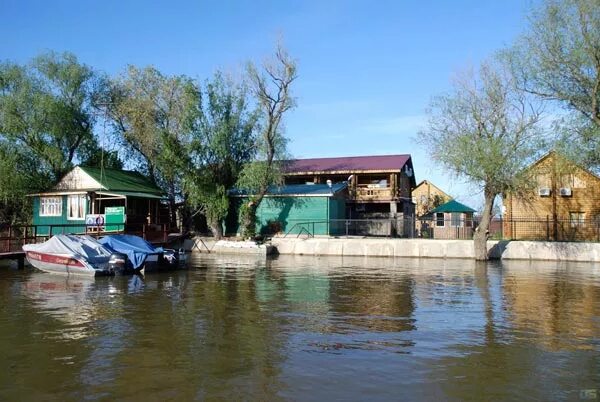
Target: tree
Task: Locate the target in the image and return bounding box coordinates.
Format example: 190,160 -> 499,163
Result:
419,60 -> 545,260
183,73 -> 259,238
0,141 -> 50,224
505,0 -> 600,167
0,51 -> 103,182
98,66 -> 200,226
237,44 -> 298,238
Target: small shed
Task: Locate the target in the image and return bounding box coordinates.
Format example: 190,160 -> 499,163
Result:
30,166 -> 167,236
421,199 -> 476,239
227,183 -> 348,236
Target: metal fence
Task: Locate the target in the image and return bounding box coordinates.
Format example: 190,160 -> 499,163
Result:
501,217 -> 600,242
0,222 -> 171,253
278,216 -> 600,242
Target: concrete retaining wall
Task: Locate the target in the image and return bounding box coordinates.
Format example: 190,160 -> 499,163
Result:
197,239 -> 274,256
270,237 -> 600,262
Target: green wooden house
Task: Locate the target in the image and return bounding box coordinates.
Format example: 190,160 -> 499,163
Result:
227,183 -> 348,236
30,166 -> 166,236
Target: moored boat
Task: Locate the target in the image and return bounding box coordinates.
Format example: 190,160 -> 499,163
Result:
98,234 -> 183,273
23,235 -> 115,276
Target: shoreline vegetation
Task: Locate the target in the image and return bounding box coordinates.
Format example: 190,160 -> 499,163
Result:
2,1 -> 600,261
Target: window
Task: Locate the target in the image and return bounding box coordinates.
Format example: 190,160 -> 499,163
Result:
465,216 -> 473,228
569,212 -> 585,228
67,195 -> 86,220
451,212 -> 462,227
436,212 -> 445,227
420,195 -> 428,204
40,197 -> 62,217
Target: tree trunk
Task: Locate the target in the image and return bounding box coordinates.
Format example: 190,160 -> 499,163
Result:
474,189 -> 495,261
241,200 -> 258,239
209,220 -> 223,240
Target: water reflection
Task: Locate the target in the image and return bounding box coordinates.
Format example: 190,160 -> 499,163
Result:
0,256 -> 599,400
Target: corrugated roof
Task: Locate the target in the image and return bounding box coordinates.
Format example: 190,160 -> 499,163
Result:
80,166 -> 163,195
284,154 -> 411,173
231,182 -> 348,197
430,200 -> 476,213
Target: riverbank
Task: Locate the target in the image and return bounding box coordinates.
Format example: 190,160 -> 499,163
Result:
268,237 -> 600,262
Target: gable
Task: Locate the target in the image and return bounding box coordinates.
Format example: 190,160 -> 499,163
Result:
54,167 -> 103,190
529,152 -> 600,189
412,180 -> 451,198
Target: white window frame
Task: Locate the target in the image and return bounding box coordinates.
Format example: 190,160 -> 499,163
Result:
40,197 -> 62,217
435,212 -> 445,227
569,212 -> 585,228
67,194 -> 86,220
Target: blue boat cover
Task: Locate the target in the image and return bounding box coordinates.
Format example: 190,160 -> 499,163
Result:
98,235 -> 164,269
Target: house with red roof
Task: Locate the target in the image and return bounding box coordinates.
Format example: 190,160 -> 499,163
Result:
283,154 -> 417,235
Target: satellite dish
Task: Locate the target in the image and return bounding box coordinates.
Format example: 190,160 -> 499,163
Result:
404,166 -> 413,177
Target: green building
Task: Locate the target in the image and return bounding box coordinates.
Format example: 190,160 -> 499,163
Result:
30,166 -> 166,236
227,183 -> 348,236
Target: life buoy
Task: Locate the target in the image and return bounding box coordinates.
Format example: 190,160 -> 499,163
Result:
95,215 -> 105,226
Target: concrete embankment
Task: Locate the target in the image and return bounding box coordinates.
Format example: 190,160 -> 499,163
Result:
269,237 -> 600,262
191,238 -> 274,256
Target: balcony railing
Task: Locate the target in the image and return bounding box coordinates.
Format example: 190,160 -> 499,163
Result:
351,186 -> 397,200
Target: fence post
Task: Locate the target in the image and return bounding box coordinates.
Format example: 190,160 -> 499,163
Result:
7,225 -> 12,252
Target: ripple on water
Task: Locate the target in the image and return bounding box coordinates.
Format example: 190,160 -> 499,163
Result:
0,256 -> 599,400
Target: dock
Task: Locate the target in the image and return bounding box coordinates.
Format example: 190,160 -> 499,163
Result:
0,251 -> 25,269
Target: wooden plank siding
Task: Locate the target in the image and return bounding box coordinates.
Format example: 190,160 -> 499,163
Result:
32,195 -> 87,236
504,152 -> 600,241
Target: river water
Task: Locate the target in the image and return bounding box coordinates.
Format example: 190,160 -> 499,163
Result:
1,255 -> 600,401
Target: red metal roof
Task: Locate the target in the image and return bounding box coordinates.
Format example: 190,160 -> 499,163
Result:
284,154 -> 411,173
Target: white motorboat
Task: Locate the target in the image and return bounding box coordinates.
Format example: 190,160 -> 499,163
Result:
23,235 -> 115,276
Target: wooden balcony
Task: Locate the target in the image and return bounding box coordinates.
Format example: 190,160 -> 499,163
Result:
351,186 -> 398,201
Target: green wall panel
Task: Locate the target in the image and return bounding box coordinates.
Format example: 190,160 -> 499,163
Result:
226,196 -> 348,236
33,196 -> 87,236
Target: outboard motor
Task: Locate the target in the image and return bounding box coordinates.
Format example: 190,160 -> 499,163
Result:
108,252 -> 129,275
161,249 -> 178,268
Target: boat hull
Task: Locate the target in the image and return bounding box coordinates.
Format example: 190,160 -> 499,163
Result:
25,251 -> 114,276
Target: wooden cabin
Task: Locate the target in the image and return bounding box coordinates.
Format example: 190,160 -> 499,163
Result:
283,155 -> 416,224
29,166 -> 169,237
411,180 -> 452,237
420,199 -> 476,239
503,152 -> 600,241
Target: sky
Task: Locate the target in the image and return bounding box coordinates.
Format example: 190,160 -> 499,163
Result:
0,0 -> 533,209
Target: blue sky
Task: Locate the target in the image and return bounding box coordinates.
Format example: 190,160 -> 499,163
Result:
1,0 -> 532,208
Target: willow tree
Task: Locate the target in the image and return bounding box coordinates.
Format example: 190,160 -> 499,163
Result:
505,0 -> 600,167
98,66 -> 200,225
419,60 -> 545,260
183,73 -> 259,238
237,44 -> 297,238
0,51 -> 103,182
0,141 -> 49,224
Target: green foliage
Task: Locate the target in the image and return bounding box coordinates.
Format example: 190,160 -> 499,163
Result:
237,44 -> 297,237
238,200 -> 257,238
419,59 -> 546,259
183,73 -> 259,237
504,0 -> 600,167
0,141 -> 50,224
0,51 -> 100,182
420,61 -> 546,197
99,65 -> 201,226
